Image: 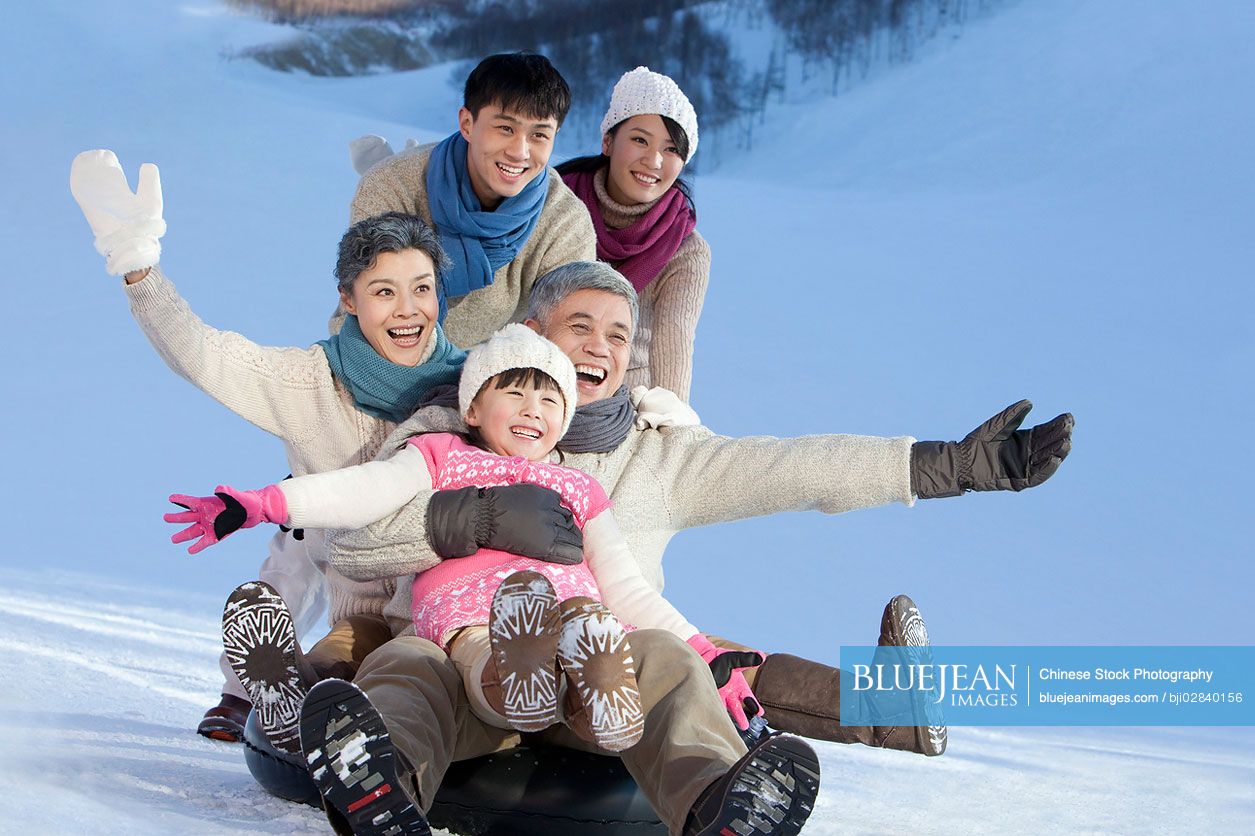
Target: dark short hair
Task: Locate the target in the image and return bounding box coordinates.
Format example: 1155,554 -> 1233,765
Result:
334,212 -> 448,294
464,52 -> 572,127
487,366 -> 562,395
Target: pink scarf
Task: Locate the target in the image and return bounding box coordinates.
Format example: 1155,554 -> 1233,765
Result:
563,169 -> 696,292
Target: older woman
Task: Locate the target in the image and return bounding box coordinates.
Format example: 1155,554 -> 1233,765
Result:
557,67 -> 710,401
69,150 -> 577,748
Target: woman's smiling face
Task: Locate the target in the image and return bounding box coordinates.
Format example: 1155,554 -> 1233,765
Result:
602,114 -> 687,206
339,248 -> 439,367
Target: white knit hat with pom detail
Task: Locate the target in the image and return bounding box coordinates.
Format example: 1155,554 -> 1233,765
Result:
599,66 -> 699,160
458,324 -> 579,438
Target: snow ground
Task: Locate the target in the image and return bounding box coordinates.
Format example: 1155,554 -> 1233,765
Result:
1,568 -> 1252,833
2,0 -> 1254,831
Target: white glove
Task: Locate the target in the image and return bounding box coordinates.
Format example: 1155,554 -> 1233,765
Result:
350,135 -> 421,176
70,150 -> 165,276
630,386 -> 702,430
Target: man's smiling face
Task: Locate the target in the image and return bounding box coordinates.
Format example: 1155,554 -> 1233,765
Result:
527,289 -> 633,406
459,103 -> 557,210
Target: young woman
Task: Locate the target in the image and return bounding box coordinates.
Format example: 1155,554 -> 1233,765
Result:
557,66 -> 709,402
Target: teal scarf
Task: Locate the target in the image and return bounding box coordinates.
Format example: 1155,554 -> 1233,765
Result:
318,315 -> 467,424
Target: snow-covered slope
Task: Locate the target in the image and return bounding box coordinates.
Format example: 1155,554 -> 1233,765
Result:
1,568 -> 1252,833
2,0 -> 1254,831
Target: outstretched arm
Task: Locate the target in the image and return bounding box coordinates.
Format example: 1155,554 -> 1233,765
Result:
166,446 -> 431,554
658,425 -> 917,532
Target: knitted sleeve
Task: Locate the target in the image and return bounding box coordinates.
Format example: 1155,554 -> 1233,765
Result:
279,444 -> 434,529
324,491 -> 441,582
583,511 -> 699,640
125,267 -> 343,446
653,425 -> 917,531
641,231 -> 710,402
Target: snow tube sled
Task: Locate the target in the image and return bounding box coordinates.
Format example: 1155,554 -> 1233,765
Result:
241,708 -> 322,807
242,708 -> 665,834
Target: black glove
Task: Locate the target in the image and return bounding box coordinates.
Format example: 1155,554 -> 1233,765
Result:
426,483 -> 584,564
911,400 -> 1074,499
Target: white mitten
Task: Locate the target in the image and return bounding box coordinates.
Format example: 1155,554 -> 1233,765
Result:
70,150 -> 165,275
349,135 -> 422,175
630,385 -> 702,430
349,135 -> 394,175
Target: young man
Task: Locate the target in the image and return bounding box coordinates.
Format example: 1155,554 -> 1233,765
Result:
349,52 -> 597,349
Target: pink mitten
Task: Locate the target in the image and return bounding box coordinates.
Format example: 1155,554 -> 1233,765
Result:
165,484 -> 288,555
687,633 -> 766,730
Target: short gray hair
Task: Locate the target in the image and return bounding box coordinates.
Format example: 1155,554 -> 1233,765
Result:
334,212 -> 449,294
527,261 -> 639,335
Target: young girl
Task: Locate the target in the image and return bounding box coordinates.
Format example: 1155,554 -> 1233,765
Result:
168,324 -> 757,752
556,66 -> 709,402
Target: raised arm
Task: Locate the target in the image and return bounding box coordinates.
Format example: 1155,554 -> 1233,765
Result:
124,268 -> 345,442
71,150 -> 343,444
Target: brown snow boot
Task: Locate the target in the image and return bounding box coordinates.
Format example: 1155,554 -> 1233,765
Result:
752,595 -> 946,756
488,570 -> 562,732
196,693 -> 252,743
556,596 -> 643,752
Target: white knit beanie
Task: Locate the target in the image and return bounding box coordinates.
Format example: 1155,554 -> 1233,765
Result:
600,66 -> 699,160
458,324 -> 579,437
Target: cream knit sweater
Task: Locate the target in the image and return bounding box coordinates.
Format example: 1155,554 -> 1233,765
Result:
125,267 -> 428,624
350,143 -> 598,348
326,406 -> 917,637
589,169 -> 710,402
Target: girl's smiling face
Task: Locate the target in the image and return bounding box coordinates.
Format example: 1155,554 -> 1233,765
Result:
466,370 -> 566,461
339,248 -> 439,367
602,114 -> 687,206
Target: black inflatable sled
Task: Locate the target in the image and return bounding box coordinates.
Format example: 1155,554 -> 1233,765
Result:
242,708 -> 665,834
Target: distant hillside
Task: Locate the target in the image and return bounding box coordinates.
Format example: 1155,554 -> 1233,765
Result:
229,0 -> 1006,167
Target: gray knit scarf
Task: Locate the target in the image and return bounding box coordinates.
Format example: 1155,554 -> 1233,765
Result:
558,386 -> 634,453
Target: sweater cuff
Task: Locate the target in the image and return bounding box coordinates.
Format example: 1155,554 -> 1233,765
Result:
123,264 -> 180,313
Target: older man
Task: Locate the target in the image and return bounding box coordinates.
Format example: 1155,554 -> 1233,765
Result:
327,261 -> 1073,760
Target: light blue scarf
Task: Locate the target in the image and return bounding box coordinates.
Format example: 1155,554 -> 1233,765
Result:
318,315 -> 467,424
425,132 -> 549,310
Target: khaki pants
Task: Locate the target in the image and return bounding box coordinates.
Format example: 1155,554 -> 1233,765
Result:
446,626 -> 513,730
355,628 -> 747,835
298,613 -> 394,685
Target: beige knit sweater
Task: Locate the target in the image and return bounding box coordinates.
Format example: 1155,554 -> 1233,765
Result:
350,143 -> 597,348
590,169 -> 710,402
326,406 -> 917,637
125,267 -> 429,624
